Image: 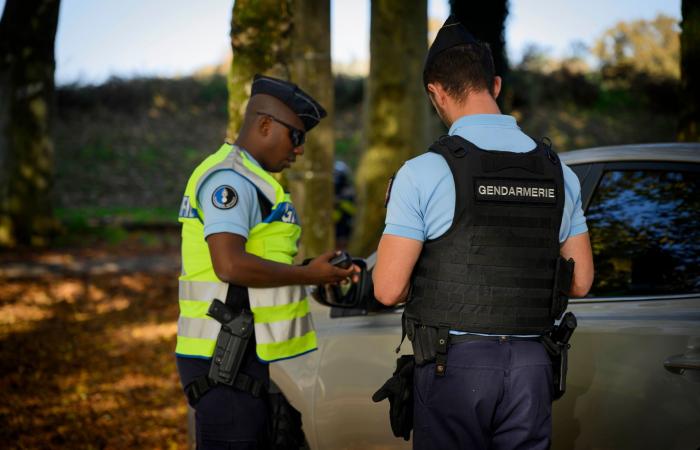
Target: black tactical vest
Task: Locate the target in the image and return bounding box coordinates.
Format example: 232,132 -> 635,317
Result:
404,135 -> 566,335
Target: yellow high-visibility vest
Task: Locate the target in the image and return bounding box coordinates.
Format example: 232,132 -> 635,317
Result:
176,143 -> 316,362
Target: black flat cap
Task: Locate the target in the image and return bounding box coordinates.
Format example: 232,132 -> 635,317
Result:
251,74 -> 327,131
424,15 -> 478,71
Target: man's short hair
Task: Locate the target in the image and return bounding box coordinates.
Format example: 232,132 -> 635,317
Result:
423,42 -> 496,101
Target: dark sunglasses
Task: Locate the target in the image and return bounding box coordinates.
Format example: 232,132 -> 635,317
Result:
256,112 -> 305,147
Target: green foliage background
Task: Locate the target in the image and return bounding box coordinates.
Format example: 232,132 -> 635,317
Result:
49,14 -> 682,242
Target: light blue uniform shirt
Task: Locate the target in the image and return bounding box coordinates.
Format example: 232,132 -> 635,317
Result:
384,114 -> 588,337
385,114 -> 588,242
198,150 -> 263,239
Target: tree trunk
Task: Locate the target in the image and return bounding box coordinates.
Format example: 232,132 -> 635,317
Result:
228,0 -> 294,139
349,0 -> 428,257
0,0 -> 61,247
229,0 -> 333,259
286,0 -> 334,259
450,0 -> 510,110
678,0 -> 700,142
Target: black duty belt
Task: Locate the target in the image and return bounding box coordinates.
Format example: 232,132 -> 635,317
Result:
185,372 -> 267,406
449,333 -> 543,344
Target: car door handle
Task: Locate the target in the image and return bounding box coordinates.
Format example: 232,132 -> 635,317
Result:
664,353 -> 700,375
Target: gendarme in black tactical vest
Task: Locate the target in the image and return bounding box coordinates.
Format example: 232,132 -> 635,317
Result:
405,135 -> 568,337
372,15 -> 586,450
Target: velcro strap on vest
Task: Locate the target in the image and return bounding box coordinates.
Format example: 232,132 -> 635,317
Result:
185,372 -> 267,406
480,154 -> 543,174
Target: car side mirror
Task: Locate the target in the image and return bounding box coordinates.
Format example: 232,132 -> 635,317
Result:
311,259 -> 373,309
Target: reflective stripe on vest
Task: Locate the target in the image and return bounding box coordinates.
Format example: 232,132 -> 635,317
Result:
176,144 -> 317,361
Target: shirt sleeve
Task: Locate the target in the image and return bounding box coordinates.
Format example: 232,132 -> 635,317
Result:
383,164 -> 425,241
560,164 -> 588,242
197,169 -> 261,239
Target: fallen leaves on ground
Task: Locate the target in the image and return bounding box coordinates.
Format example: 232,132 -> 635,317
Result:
0,265 -> 188,449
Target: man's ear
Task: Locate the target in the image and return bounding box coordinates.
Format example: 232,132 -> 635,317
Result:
426,82 -> 445,108
257,114 -> 272,137
492,76 -> 502,99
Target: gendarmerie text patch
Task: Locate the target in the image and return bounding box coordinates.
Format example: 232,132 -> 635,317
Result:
474,178 -> 557,204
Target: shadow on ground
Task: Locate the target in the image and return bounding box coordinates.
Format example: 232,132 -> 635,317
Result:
0,240 -> 188,449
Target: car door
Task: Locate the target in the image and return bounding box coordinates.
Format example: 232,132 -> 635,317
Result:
553,161 -> 700,450
271,255 -> 408,450
309,301 -> 409,450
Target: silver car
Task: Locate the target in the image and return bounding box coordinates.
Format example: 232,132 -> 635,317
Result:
193,143 -> 700,449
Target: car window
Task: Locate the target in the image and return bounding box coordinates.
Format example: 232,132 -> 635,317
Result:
586,169 -> 700,297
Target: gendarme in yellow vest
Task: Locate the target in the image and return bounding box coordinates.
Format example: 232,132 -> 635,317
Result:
176,143 -> 316,362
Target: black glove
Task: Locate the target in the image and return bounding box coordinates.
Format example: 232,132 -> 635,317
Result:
372,355 -> 415,441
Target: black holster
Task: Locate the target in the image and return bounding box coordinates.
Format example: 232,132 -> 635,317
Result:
546,257 -> 575,399
406,319 -> 453,378
184,298 -> 261,407
542,312 -> 577,400
542,337 -> 569,400
406,319 -> 438,366
372,355 -> 415,441
208,298 -> 255,385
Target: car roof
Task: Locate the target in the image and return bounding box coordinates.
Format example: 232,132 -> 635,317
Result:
559,143 -> 700,165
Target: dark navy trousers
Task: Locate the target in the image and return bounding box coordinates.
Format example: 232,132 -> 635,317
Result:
177,352 -> 270,450
413,339 -> 553,450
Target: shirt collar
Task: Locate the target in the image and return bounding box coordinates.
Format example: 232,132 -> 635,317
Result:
448,114 -> 519,135
244,150 -> 263,168
232,144 -> 263,169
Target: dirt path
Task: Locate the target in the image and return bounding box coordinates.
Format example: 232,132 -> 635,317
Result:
0,252 -> 180,279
